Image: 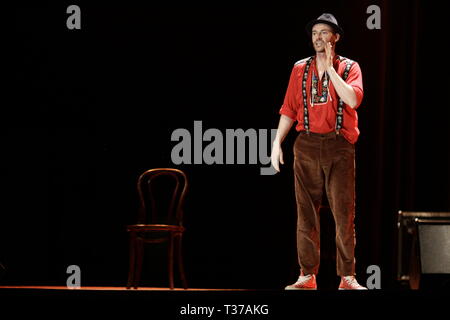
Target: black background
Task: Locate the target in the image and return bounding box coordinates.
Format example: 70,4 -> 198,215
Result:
7,1 -> 449,290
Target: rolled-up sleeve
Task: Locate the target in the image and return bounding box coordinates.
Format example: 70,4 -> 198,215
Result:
345,62 -> 364,109
279,64 -> 301,121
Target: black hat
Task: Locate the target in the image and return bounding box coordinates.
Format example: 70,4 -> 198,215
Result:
306,13 -> 344,37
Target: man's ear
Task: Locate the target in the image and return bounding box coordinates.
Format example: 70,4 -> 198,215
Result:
335,33 -> 341,43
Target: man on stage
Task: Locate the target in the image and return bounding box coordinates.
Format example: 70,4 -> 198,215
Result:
271,13 -> 367,290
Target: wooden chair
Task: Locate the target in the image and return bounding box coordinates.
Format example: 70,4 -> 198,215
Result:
126,168 -> 188,289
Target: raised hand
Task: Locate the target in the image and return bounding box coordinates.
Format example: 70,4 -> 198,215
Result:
324,41 -> 334,71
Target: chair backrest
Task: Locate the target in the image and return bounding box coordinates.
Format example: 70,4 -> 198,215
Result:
136,168 -> 188,226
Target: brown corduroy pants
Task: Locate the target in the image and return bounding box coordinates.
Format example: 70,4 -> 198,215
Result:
293,131 -> 356,276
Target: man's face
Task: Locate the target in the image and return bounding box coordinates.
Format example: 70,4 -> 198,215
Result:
311,23 -> 339,53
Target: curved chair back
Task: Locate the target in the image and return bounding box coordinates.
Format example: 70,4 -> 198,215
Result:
136,168 -> 188,226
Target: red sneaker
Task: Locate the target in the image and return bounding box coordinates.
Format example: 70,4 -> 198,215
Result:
285,273 -> 317,290
338,276 -> 368,290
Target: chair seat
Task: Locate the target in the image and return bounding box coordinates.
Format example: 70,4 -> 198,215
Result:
127,224 -> 185,233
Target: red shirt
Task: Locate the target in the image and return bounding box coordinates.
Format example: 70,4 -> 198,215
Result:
279,55 -> 364,144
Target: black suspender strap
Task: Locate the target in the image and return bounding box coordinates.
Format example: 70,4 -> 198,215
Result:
301,57 -> 314,134
301,56 -> 354,135
336,59 -> 354,134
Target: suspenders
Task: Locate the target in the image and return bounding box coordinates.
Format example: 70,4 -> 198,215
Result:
336,59 -> 354,134
302,57 -> 313,134
301,56 -> 354,135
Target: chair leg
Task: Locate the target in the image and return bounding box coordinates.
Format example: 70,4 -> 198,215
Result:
135,238 -> 144,289
127,233 -> 136,289
168,234 -> 175,289
177,234 -> 188,289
